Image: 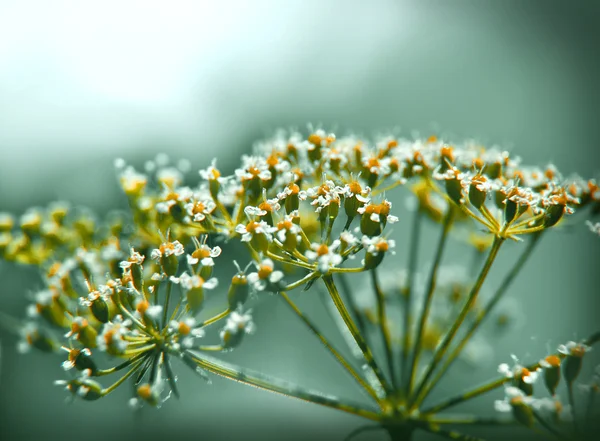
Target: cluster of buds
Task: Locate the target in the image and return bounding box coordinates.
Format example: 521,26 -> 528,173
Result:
0,127 -> 598,441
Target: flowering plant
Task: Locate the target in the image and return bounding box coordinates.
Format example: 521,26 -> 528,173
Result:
1,129 -> 598,440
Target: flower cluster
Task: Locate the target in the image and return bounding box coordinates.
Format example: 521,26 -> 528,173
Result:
0,128 -> 598,441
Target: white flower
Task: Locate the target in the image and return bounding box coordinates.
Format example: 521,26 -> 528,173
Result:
96,315 -> 133,354
221,307 -> 255,338
361,236 -> 396,256
119,247 -> 145,269
184,198 -> 217,222
151,241 -> 185,260
199,159 -> 224,181
234,220 -> 275,243
558,341 -> 592,357
586,220 -> 600,236
247,258 -> 284,291
187,245 -> 222,267
305,241 -> 343,273
494,386 -> 533,413
170,272 -> 218,291
498,356 -> 539,384
168,317 -> 205,349
235,155 -> 271,182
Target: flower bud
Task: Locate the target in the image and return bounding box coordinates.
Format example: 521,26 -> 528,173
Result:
90,297 -> 110,323
446,182 -> 462,206
511,396 -> 534,427
541,355 -> 561,395
228,274 -> 250,308
559,341 -> 591,385
183,288 -> 203,316
468,175 -> 488,209
137,383 -> 160,406
284,184 -> 300,213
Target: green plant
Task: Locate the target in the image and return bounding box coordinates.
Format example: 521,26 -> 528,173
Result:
1,129 -> 598,440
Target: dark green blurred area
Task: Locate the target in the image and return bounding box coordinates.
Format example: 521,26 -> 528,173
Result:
1,1 -> 599,440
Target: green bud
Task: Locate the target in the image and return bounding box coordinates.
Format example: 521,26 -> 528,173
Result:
228,274 -> 249,309
90,297 -> 110,323
511,398 -> 534,427
186,287 -> 205,315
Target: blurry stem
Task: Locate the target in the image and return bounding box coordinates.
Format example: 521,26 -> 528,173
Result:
162,281 -> 173,329
338,273 -> 368,337
323,275 -> 394,396
196,308 -> 230,328
532,408 -> 569,441
186,351 -> 381,421
101,358 -> 145,395
266,250 -> 314,270
412,421 -> 485,441
422,330 -> 600,415
282,271 -> 319,291
95,352 -> 148,377
407,208 -> 454,396
280,291 -> 381,404
410,235 -> 504,409
371,269 -> 397,390
423,415 -> 516,426
400,207 -> 421,398
567,382 -> 579,435
414,233 -> 541,406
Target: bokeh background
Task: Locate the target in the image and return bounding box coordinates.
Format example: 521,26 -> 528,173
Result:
1,1 -> 599,440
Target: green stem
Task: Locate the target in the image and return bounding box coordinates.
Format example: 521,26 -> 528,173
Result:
323,275 -> 394,396
410,235 -> 504,408
422,331 -> 600,415
416,233 -> 541,404
186,351 -> 381,421
162,281 -> 172,329
400,208 -> 422,398
532,408 -> 569,441
371,269 -> 397,390
338,273 -> 368,337
280,291 -> 381,404
407,208 -> 454,396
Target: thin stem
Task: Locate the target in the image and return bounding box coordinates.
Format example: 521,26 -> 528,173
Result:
186,351 -> 381,421
196,308 -> 230,328
323,275 -> 394,396
338,274 -> 368,338
410,236 -> 504,408
282,271 -> 319,291
532,408 -> 569,441
414,421 -> 485,441
407,208 -> 454,396
101,358 -> 145,395
567,382 -> 579,435
400,208 -> 422,398
371,269 -> 397,390
424,415 -> 515,426
422,330 -> 600,415
415,233 -> 541,405
162,281 -> 173,329
94,352 -> 148,377
280,291 -> 381,404
266,250 -> 314,270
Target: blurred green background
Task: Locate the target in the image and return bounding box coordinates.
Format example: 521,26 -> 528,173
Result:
1,1 -> 599,440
